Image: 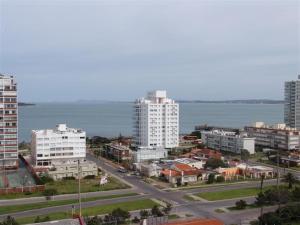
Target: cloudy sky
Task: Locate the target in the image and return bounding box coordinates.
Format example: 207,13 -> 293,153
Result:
0,0 -> 299,102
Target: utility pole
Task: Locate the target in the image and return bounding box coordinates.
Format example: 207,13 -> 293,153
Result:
276,149 -> 281,210
78,160 -> 82,217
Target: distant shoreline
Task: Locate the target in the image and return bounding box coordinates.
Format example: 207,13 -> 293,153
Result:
18,100 -> 284,105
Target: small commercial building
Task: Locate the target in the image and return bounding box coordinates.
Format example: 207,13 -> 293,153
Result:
132,147 -> 168,163
174,158 -> 205,169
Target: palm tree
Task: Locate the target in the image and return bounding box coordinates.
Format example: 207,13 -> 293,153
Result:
282,172 -> 297,189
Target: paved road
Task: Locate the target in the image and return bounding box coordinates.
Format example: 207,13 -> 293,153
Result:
0,154 -> 283,224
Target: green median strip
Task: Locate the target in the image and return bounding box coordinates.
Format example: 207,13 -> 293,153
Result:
196,187 -> 265,201
0,193 -> 138,215
16,199 -> 159,225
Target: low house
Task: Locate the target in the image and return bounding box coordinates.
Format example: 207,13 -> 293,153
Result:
47,160 -> 98,180
161,163 -> 201,185
281,153 -> 300,167
215,167 -> 241,179
140,163 -> 162,177
174,158 -> 205,169
185,148 -> 223,160
237,164 -> 274,178
163,218 -> 224,225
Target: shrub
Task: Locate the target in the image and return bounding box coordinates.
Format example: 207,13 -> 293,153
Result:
216,176 -> 225,183
151,205 -> 164,217
140,210 -> 149,219
63,176 -> 76,180
43,188 -> 58,198
39,174 -> 54,184
132,216 -> 140,223
207,174 -> 215,184
235,200 -> 247,210
84,175 -> 96,179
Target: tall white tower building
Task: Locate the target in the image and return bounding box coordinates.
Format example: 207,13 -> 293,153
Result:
133,90 -> 179,149
0,74 -> 18,169
284,75 -> 300,129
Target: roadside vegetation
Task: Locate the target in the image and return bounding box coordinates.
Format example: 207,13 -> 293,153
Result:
10,199 -> 160,224
0,193 -> 138,215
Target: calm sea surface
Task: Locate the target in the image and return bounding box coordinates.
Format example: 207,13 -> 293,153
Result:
18,103 -> 284,142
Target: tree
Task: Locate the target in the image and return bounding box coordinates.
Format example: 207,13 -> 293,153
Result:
260,174 -> 265,192
282,172 -> 297,189
85,216 -> 103,225
0,216 -> 19,225
241,149 -> 250,162
132,217 -> 140,224
292,187 -> 300,201
207,174 -> 215,184
151,205 -> 164,217
259,212 -> 281,225
139,210 -> 149,219
162,203 -> 172,215
235,200 -> 247,210
105,208 -> 130,224
204,158 -> 226,169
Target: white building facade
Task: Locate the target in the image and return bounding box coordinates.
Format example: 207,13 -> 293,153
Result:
201,130 -> 255,154
284,75 -> 300,130
133,90 -> 179,149
31,124 -> 86,167
133,147 -> 168,163
0,74 -> 18,169
245,122 -> 300,151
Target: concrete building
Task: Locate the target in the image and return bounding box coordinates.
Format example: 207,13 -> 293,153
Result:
201,130 -> 255,154
133,90 -> 179,149
47,159 -> 98,180
285,75 -> 300,129
0,74 -> 18,169
132,147 -> 168,163
105,143 -> 132,162
174,158 -> 205,169
31,124 -> 86,167
245,122 -> 300,150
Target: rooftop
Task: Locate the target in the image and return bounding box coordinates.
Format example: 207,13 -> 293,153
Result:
164,218 -> 224,225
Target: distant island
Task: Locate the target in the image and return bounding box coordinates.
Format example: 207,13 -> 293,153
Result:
18,102 -> 35,106
177,99 -> 284,104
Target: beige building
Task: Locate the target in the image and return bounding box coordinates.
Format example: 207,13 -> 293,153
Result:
245,122 -> 300,150
48,159 -> 98,180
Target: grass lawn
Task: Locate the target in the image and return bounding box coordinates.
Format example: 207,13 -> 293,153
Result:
0,176 -> 130,200
16,199 -> 159,224
46,176 -> 130,194
0,193 -> 138,215
196,187 -> 266,201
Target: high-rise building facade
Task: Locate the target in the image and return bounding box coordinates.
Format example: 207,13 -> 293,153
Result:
133,90 -> 179,149
31,124 -> 86,167
284,75 -> 300,129
0,74 -> 18,169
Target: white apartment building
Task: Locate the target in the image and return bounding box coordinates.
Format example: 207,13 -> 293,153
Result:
0,74 -> 18,169
31,124 -> 86,167
201,130 -> 255,154
245,122 -> 300,150
133,90 -> 179,149
285,75 -> 300,129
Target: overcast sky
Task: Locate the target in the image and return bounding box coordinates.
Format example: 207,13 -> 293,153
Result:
0,0 -> 299,102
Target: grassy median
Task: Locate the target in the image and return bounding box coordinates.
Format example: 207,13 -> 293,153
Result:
16,199 -> 159,224
196,187 -> 264,201
0,193 -> 138,215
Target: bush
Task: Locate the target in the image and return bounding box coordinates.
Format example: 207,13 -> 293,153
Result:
84,175 -> 96,179
140,210 -> 149,219
235,200 -> 247,210
0,216 -> 19,225
216,176 -> 225,183
43,188 -> 58,198
151,205 -> 164,217
206,174 -> 215,184
63,176 -> 76,180
132,217 -> 140,223
39,174 -> 54,184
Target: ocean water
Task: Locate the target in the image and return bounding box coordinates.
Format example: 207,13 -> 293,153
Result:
18,102 -> 284,142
